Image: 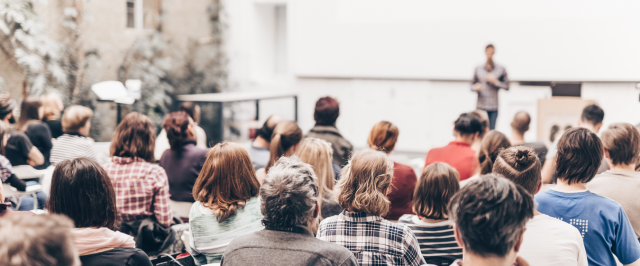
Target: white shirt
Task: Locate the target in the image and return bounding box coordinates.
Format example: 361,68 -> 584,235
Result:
519,214 -> 588,266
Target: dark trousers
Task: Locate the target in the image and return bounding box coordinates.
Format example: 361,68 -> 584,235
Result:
486,110 -> 498,130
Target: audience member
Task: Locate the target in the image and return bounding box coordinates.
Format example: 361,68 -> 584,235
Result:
296,138 -> 342,218
244,115 -> 283,170
509,111 -> 548,165
190,142 -> 263,264
424,113 -> 482,181
17,96 -> 53,169
48,158 -> 153,266
256,120 -> 303,183
0,94 -> 44,167
493,146 -> 587,266
367,121 -> 417,221
40,92 -> 65,138
317,149 -> 426,266
541,104 -> 606,183
448,174 -> 533,266
462,130 -> 510,186
222,156 -> 358,266
469,110 -> 489,151
50,105 -> 100,165
536,127 -> 640,266
0,214 -> 81,266
159,111 -> 209,202
588,123 -> 640,238
398,162 -> 462,266
155,101 -> 208,159
306,96 -> 353,167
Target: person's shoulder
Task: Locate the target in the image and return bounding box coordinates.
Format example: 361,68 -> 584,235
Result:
225,230 -> 263,251
393,162 -> 413,171
397,214 -> 416,225
309,236 -> 357,261
320,214 -> 341,227
9,130 -> 28,140
530,214 -> 581,232
124,248 -> 152,266
585,191 -> 625,209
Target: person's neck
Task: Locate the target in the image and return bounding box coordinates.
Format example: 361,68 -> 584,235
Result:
252,136 -> 270,148
510,130 -> 526,145
609,163 -> 636,172
461,252 -> 515,266
581,124 -> 597,133
533,209 -> 542,216
554,178 -> 587,192
420,217 -> 447,224
454,136 -> 474,146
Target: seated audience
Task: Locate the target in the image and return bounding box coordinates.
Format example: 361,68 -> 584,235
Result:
155,101 -> 208,159
317,149 -> 426,266
493,146 -> 587,266
222,156 -> 357,266
159,111 -> 209,202
536,127 -> 640,266
424,113 -> 482,181
367,121 -> 417,221
469,110 -> 489,151
244,115 -> 283,169
588,123 -> 640,238
306,96 -> 353,168
17,96 -> 53,169
40,92 -> 65,138
256,120 -> 303,183
50,105 -> 100,165
448,174 -> 533,266
0,214 -> 80,266
509,111 -> 548,165
398,162 -> 462,265
296,138 -> 342,218
461,130 -> 510,186
0,94 -> 44,167
190,142 -> 263,264
48,158 -> 153,266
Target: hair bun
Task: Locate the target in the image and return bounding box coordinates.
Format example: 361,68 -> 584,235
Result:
515,150 -> 529,164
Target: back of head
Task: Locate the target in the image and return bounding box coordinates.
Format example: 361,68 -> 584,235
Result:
17,96 -> 42,131
256,115 -> 283,141
193,142 -> 260,222
414,163 -> 460,220
314,96 -> 340,126
581,104 -> 604,126
48,158 -> 117,229
469,110 -> 489,137
40,92 -> 64,120
477,130 -> 511,175
556,127 -> 603,184
261,156 -> 319,228
110,112 -> 156,162
367,121 -> 399,153
0,214 -> 79,266
0,122 -> 9,155
448,174 -> 534,257
511,111 -> 531,134
163,111 -> 191,151
179,101 -> 197,120
62,105 -> 93,133
266,120 -> 303,172
296,138 -> 335,196
0,94 -> 16,121
454,113 -> 483,136
493,146 -> 542,194
337,149 -> 393,216
601,123 -> 640,166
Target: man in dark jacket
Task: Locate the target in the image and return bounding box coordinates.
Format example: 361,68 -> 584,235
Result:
306,97 -> 353,168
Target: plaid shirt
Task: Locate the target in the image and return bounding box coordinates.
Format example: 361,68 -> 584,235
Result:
103,156 -> 172,227
317,211 -> 426,266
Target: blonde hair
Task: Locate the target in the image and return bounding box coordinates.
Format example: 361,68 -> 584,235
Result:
61,105 -> 93,133
337,149 -> 393,216
297,138 -> 335,199
40,92 -> 64,121
265,121 -> 303,173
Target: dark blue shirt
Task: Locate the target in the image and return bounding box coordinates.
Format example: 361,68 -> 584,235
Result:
159,140 -> 209,202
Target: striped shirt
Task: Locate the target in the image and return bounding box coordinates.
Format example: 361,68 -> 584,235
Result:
398,215 -> 462,265
50,133 -> 100,165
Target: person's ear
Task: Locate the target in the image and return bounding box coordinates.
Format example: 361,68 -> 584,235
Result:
514,230 -> 526,253
291,143 -> 300,153
535,182 -> 542,195
576,119 -> 582,127
453,225 -> 464,249
313,201 -> 320,219
604,149 -> 611,160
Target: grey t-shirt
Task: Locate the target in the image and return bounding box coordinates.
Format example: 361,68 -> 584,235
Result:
244,143 -> 270,170
588,171 -> 640,238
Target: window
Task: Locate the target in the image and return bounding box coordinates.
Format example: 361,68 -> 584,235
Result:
126,0 -> 135,28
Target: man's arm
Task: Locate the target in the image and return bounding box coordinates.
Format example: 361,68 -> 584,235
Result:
27,147 -> 44,166
470,70 -> 482,92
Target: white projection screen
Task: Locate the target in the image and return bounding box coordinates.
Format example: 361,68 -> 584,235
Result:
290,0 -> 640,82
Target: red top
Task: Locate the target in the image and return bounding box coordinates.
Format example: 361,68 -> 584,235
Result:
424,141 -> 476,181
384,162 -> 418,221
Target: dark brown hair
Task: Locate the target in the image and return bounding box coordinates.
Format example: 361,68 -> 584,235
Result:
469,110 -> 489,138
477,130 -> 511,175
601,123 -> 640,166
193,142 -> 260,222
163,111 -> 192,151
179,101 -> 200,123
17,96 -> 42,132
367,121 -> 399,153
314,96 -> 340,126
110,112 -> 156,162
581,104 -> 604,126
493,146 -> 542,194
454,113 -> 483,136
48,158 -> 118,229
0,122 -> 9,155
413,162 -> 460,220
265,121 -> 303,172
337,149 -> 393,216
556,127 -> 603,184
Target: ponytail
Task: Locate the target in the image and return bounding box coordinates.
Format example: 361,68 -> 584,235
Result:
477,130 -> 511,175
264,121 -> 303,173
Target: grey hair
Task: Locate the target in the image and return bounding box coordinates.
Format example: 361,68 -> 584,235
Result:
261,155 -> 319,228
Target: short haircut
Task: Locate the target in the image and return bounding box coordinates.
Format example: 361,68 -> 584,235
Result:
163,111 -> 192,151
179,101 -> 198,121
454,113 -> 483,136
601,123 -> 640,166
581,104 -> 604,126
413,162 -> 460,220
48,158 -> 118,229
17,96 -> 42,131
477,130 -> 511,175
314,96 -> 340,126
469,110 -> 489,138
556,127 -> 603,184
448,174 -> 534,257
493,146 -> 542,195
0,214 -> 79,266
61,105 -> 93,133
0,94 -> 16,120
367,121 -> 399,153
266,121 -> 303,172
110,112 -> 156,162
40,92 -> 64,120
337,149 -> 393,216
193,142 -> 260,222
261,156 -> 319,228
486,44 -> 495,50
511,111 -> 531,134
